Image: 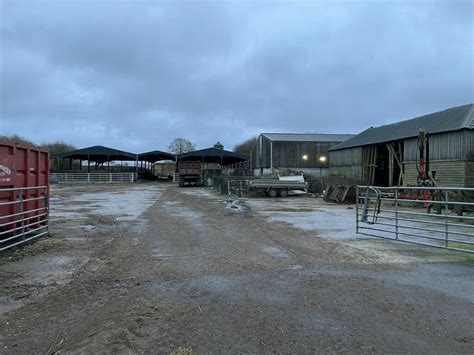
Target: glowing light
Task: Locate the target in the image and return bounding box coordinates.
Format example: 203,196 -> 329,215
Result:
302,154 -> 308,161
319,156 -> 327,163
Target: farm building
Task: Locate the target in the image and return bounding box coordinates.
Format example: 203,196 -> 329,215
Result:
177,143 -> 248,186
250,133 -> 355,176
329,103 -> 474,187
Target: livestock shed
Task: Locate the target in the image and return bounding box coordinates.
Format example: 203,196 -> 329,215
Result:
54,145 -> 138,172
177,144 -> 248,186
329,103 -> 474,187
250,133 -> 355,176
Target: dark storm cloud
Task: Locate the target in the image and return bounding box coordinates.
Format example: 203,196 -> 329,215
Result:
1,0 -> 472,152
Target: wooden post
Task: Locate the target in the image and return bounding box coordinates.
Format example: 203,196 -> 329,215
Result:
87,155 -> 90,173
388,143 -> 394,187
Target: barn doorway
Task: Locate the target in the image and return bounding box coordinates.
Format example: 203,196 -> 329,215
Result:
362,141 -> 403,186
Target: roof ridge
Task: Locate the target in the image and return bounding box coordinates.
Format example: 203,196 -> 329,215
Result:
465,103 -> 474,128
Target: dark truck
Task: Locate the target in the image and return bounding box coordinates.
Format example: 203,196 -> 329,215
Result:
178,161 -> 202,187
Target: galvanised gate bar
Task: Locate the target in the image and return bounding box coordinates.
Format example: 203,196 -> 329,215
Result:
0,186 -> 49,251
0,140 -> 50,251
356,185 -> 474,253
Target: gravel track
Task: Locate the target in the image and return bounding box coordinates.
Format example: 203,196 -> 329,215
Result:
0,183 -> 473,353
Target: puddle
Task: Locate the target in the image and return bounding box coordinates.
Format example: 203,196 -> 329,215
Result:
2,255 -> 78,285
262,245 -> 289,258
50,185 -> 164,222
245,197 -> 358,240
163,201 -> 203,224
0,296 -> 25,315
150,274 -> 293,304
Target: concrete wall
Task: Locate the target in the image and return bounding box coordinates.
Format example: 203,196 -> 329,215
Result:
328,165 -> 363,184
403,160 -> 473,187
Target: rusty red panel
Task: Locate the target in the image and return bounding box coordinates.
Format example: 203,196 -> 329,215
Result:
0,140 -> 50,237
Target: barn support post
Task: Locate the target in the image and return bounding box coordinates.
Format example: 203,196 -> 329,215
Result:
135,155 -> 139,179
79,159 -> 82,172
107,155 -> 110,173
87,155 -> 90,173
270,141 -> 273,173
388,143 -> 394,187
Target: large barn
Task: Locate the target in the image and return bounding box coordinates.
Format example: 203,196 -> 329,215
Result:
329,104 -> 474,187
250,133 -> 355,176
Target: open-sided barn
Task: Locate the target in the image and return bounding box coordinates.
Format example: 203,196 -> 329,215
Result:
329,103 -> 474,187
250,133 -> 355,176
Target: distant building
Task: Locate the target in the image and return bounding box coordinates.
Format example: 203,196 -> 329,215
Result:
329,103 -> 474,187
250,133 -> 355,176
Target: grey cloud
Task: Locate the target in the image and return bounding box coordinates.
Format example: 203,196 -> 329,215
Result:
1,0 -> 472,152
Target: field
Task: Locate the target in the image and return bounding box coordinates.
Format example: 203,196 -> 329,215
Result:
0,182 -> 473,353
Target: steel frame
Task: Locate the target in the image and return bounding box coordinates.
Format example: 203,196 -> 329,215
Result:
356,185 -> 474,253
0,186 -> 49,251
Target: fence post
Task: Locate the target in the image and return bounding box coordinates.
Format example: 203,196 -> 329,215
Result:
355,186 -> 359,233
395,188 -> 399,240
19,192 -> 25,241
110,174 -> 113,182
444,190 -> 449,248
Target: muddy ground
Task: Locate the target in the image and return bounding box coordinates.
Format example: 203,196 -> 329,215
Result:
0,182 -> 473,354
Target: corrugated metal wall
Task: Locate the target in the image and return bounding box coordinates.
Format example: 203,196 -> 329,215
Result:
466,162 -> 474,187
328,166 -> 363,183
252,136 -> 341,169
404,161 -> 471,187
328,147 -> 362,166
404,130 -> 472,162
272,141 -> 338,168
251,135 -> 272,169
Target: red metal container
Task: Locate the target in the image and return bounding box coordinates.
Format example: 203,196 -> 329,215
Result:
0,140 -> 50,241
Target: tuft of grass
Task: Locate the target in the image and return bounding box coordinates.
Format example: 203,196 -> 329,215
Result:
447,241 -> 474,252
170,346 -> 195,355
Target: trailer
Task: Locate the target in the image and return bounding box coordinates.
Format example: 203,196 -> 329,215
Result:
178,161 -> 202,187
249,176 -> 308,197
0,140 -> 50,250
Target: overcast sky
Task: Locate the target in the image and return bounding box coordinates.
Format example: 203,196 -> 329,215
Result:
1,0 -> 473,152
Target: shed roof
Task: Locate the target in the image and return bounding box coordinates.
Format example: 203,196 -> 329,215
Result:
55,145 -> 137,162
261,133 -> 355,142
331,103 -> 474,151
177,147 -> 248,165
138,150 -> 176,163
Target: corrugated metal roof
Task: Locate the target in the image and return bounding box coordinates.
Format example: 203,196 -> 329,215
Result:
331,103 -> 474,151
261,133 -> 355,142
178,147 -> 248,165
138,150 -> 176,162
55,145 -> 137,161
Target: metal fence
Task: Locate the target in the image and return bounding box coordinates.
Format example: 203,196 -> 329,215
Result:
50,173 -> 136,183
227,179 -> 251,196
0,186 -> 49,251
172,173 -> 179,183
356,186 -> 474,253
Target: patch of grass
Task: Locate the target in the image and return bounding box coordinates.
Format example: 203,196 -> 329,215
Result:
170,346 -> 195,355
447,241 -> 474,251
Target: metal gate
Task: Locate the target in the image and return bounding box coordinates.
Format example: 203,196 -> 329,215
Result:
227,179 -> 250,196
50,173 -> 136,183
356,186 -> 474,253
0,186 -> 49,251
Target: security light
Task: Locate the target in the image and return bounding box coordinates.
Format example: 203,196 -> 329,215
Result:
302,154 -> 308,160
319,156 -> 327,163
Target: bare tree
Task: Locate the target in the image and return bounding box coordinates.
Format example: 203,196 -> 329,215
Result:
167,138 -> 196,155
233,136 -> 257,157
0,134 -> 35,145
